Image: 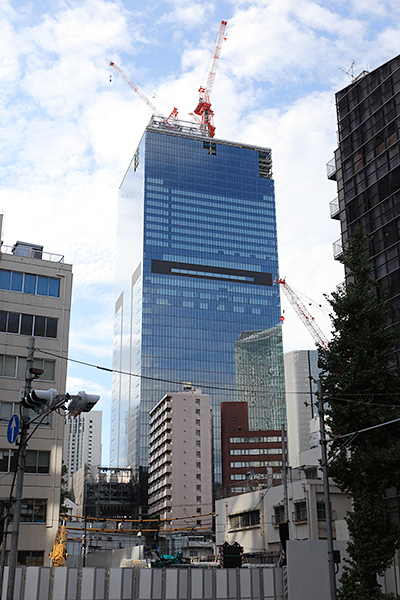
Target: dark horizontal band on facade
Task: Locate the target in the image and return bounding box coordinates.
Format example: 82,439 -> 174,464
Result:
151,260 -> 272,286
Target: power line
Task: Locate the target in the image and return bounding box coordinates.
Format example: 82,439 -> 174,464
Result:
36,348 -> 400,405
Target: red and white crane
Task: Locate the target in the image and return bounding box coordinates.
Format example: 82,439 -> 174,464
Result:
191,20 -> 227,138
110,62 -> 179,122
276,278 -> 329,350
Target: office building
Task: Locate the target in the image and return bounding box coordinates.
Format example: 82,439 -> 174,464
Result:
148,386 -> 213,532
235,325 -> 285,431
111,117 -> 283,487
328,54 -> 400,365
284,350 -> 319,467
63,411 -> 102,486
0,219 -> 72,566
220,402 -> 283,492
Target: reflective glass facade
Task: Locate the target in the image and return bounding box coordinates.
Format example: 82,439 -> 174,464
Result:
111,119 -> 283,484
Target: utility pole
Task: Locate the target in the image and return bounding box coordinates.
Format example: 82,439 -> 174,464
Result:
281,423 -> 289,523
317,380 -> 337,600
6,338 -> 35,600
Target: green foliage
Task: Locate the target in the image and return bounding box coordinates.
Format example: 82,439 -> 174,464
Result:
318,227 -> 400,600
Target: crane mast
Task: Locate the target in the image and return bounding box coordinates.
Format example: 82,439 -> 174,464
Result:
110,62 -> 178,122
276,278 -> 329,350
193,20 -> 227,138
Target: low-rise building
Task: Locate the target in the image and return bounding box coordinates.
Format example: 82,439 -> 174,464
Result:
215,465 -> 351,563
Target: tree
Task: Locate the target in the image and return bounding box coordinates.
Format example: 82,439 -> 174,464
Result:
318,227 -> 400,600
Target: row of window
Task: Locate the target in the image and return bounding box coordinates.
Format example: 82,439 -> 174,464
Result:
0,311 -> 57,338
0,355 -> 55,381
230,436 -> 281,444
229,448 -> 282,455
0,449 -> 50,474
230,461 -> 282,468
0,402 -> 51,426
229,509 -> 260,530
0,270 -> 60,298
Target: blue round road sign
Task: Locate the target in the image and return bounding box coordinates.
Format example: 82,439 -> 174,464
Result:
7,414 -> 20,444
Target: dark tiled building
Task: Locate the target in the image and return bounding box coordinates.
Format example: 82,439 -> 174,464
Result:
220,402 -> 283,491
328,54 -> 400,365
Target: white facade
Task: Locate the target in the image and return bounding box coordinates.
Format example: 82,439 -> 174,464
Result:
0,229 -> 72,566
148,387 -> 213,533
215,466 -> 351,558
284,350 -> 320,467
63,411 -> 102,485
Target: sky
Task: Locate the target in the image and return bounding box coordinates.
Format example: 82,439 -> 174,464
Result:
1,0 -> 399,463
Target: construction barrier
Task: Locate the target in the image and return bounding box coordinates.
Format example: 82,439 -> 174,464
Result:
1,565 -> 284,600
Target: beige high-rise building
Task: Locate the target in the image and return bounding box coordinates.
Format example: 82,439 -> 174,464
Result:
148,386 -> 213,534
0,219 -> 72,566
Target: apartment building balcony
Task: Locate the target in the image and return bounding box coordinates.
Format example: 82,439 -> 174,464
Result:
329,197 -> 339,219
326,157 -> 337,181
333,238 -> 343,260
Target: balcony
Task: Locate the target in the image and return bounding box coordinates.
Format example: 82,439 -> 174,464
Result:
333,238 -> 343,260
326,158 -> 337,181
329,197 -> 339,220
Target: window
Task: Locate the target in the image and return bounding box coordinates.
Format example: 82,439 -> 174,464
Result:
196,462 -> 201,469
25,451 -> 50,474
0,402 -> 51,427
196,430 -> 201,437
196,451 -> 201,458
196,485 -> 201,492
20,499 -> 47,523
317,501 -> 326,521
0,449 -> 18,473
197,519 -> 202,526
196,508 -> 201,514
195,409 -> 200,415
196,419 -> 201,426
0,270 -> 60,298
0,312 -> 57,339
196,474 -> 201,480
196,441 -> 201,447
196,496 -> 201,503
273,505 -> 285,526
0,356 -> 55,381
229,510 -> 260,530
293,501 -> 307,523
18,551 -> 44,566
195,399 -> 200,405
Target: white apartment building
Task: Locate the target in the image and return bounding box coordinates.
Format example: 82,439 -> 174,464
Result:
0,220 -> 72,566
148,386 -> 213,534
63,411 -> 102,485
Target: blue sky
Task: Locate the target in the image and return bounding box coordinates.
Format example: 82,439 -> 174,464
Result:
1,0 -> 400,463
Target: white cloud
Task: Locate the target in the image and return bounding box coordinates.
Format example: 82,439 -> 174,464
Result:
159,1 -> 216,28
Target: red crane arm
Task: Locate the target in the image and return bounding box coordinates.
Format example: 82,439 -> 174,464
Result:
277,278 -> 329,350
110,62 -> 178,122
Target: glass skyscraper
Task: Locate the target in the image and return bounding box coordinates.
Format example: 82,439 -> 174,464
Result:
111,116 -> 284,485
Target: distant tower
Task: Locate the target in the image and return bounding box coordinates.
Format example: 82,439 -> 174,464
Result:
234,325 -> 286,430
284,350 -> 319,467
63,411 -> 102,485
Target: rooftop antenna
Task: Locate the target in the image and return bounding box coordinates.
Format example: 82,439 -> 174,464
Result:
340,60 -> 356,81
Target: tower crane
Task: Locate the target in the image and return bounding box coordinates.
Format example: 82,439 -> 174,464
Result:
191,20 -> 227,138
110,62 -> 179,122
276,278 -> 329,350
